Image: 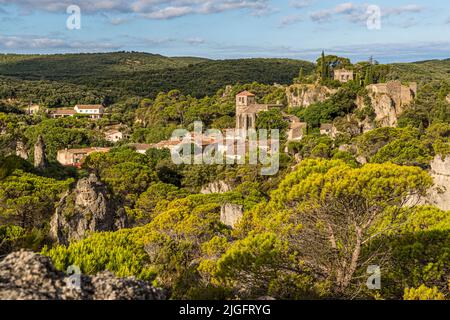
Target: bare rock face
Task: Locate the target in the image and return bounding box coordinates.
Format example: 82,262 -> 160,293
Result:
286,84 -> 336,108
15,140 -> 29,160
220,203 -> 243,228
34,135 -> 48,169
357,81 -> 416,128
201,180 -> 232,194
426,155 -> 450,211
0,250 -> 165,300
50,174 -> 127,245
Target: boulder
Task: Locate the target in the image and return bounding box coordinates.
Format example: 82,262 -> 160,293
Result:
50,174 -> 127,245
0,250 -> 165,300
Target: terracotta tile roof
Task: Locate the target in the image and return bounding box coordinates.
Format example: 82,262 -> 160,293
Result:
75,105 -> 103,110
50,108 -> 76,115
236,91 -> 255,97
60,147 -> 110,154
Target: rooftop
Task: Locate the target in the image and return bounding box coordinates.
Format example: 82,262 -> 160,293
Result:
75,104 -> 103,110
49,108 -> 76,115
59,147 -> 111,154
236,91 -> 255,97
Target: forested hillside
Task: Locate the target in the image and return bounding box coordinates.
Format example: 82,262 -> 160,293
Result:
0,52 -> 315,104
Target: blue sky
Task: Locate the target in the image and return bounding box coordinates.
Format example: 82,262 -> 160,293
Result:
0,0 -> 449,62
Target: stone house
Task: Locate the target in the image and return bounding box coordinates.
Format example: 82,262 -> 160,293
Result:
285,115 -> 307,141
235,91 -> 282,131
24,104 -> 41,115
320,123 -> 337,138
128,143 -> 153,154
57,147 -> 110,167
334,69 -> 354,83
49,108 -> 76,118
104,129 -> 123,143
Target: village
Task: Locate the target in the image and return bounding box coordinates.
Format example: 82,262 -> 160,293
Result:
45,68 -> 421,168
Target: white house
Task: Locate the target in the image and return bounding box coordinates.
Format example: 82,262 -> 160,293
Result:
74,105 -> 105,119
104,129 -> 123,143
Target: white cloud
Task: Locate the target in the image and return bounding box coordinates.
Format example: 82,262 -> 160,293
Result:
0,0 -> 272,19
309,2 -> 425,25
289,0 -> 315,9
0,34 -> 120,50
279,14 -> 303,27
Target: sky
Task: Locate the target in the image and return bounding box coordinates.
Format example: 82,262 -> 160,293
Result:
0,0 -> 449,63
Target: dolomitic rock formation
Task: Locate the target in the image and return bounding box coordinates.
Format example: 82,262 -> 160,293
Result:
201,180 -> 232,194
220,203 -> 243,228
286,84 -> 336,108
15,140 -> 28,160
426,155 -> 450,211
34,135 -> 48,169
50,174 -> 127,245
357,81 -> 416,128
0,250 -> 165,300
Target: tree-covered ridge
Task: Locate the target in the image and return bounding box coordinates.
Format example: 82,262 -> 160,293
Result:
0,53 -> 315,104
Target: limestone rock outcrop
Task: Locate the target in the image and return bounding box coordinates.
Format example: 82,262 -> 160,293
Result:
15,140 -> 29,160
34,135 -> 48,169
357,81 -> 416,128
286,84 -> 336,108
426,155 -> 450,211
220,203 -> 243,228
0,250 -> 165,300
201,180 -> 232,194
50,174 -> 127,245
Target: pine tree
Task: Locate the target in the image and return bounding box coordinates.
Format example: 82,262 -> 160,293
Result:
364,66 -> 373,86
298,67 -> 304,83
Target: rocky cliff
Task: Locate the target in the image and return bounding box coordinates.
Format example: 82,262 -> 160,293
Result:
356,81 -> 416,128
50,174 -> 127,245
0,250 -> 165,300
286,84 -> 336,108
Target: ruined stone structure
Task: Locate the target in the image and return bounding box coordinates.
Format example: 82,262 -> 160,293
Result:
361,80 -> 417,127
334,69 -> 354,83
34,135 -> 48,170
57,147 -> 111,167
286,84 -> 336,108
50,174 -> 127,245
